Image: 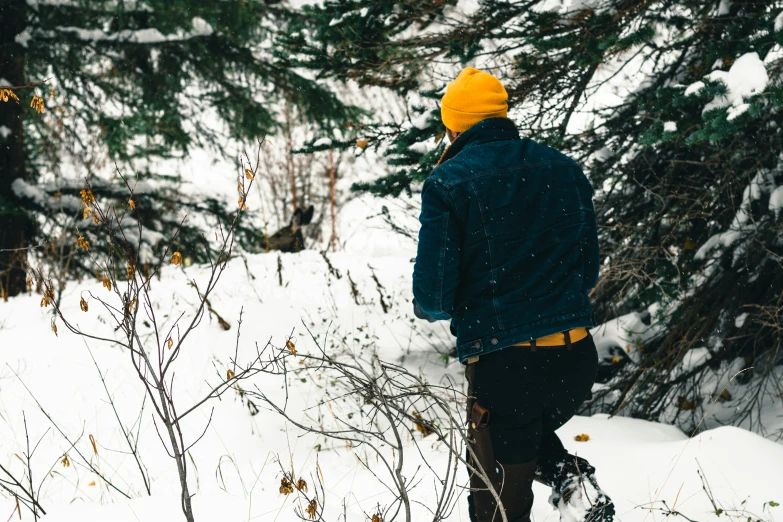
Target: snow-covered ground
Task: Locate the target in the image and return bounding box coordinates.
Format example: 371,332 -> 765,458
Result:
2,208 -> 782,522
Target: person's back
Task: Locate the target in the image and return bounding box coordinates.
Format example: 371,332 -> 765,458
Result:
412,68 -> 613,522
416,119 -> 598,360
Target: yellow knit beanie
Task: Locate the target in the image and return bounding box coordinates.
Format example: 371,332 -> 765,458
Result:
441,67 -> 508,133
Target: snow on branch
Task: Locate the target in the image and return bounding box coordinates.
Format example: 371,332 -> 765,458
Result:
54,17 -> 213,45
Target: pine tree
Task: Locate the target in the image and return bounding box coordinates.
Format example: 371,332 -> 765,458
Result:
0,0 -> 357,298
282,0 -> 783,432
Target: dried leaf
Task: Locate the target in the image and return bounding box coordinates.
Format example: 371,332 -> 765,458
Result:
574,433 -> 590,442
167,337 -> 174,349
610,356 -> 622,364
128,199 -> 135,210
51,321 -> 58,337
244,168 -> 255,180
412,411 -> 434,437
286,339 -> 297,356
102,275 -> 112,292
279,477 -> 294,495
0,88 -> 20,103
88,480 -> 96,487
296,478 -> 308,492
30,94 -> 45,113
677,396 -> 698,411
26,277 -> 33,289
89,434 -> 98,455
80,297 -> 88,312
171,251 -> 182,265
80,189 -> 95,207
83,207 -> 91,219
305,499 -> 317,519
76,236 -> 90,251
127,264 -> 135,279
40,286 -> 55,307
61,455 -> 70,467
371,514 -> 384,522
227,369 -> 235,380
355,138 -> 369,149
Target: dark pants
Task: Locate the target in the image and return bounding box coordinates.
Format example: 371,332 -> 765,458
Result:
466,335 -> 599,522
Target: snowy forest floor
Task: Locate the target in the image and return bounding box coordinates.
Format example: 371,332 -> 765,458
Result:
1,199 -> 782,522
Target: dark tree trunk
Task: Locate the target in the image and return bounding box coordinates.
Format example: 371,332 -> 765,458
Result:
0,0 -> 34,300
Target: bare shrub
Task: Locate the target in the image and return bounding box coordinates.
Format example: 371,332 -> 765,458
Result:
33,139 -> 288,522
249,323 -> 508,522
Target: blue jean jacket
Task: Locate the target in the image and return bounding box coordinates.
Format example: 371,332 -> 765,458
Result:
412,118 -> 599,363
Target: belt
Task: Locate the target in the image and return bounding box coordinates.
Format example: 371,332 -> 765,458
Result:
515,327 -> 589,350
464,327 -> 590,364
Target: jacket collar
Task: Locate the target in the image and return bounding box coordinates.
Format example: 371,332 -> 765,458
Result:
438,117 -> 520,166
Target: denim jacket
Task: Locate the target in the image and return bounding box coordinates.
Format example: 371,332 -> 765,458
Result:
412,118 -> 599,363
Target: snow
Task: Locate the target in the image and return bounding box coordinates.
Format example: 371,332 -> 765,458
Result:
765,44 -> 783,65
328,12 -> 351,26
695,170 -> 777,260
684,80 -> 705,96
11,178 -> 82,212
775,11 -> 783,32
663,121 -> 677,132
312,137 -> 333,147
409,139 -> 437,154
717,0 -> 731,15
411,111 -> 433,130
592,147 -> 613,163
15,28 -> 33,47
679,347 -> 712,372
3,163 -> 781,521
1,188 -> 782,520
770,185 -> 783,217
685,52 -> 769,120
56,17 -> 214,44
3,254 -> 782,522
734,312 -> 748,328
702,52 -> 768,114
0,125 -> 11,139
191,17 -> 213,37
590,305 -> 663,363
726,102 -> 750,121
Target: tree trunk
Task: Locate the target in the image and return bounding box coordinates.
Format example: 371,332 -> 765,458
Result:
0,0 -> 34,300
329,149 -> 336,252
284,102 -> 297,214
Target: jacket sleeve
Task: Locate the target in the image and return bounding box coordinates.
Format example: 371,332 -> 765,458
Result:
582,174 -> 601,290
582,192 -> 600,290
412,178 -> 462,321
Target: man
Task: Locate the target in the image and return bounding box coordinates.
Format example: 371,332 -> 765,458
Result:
412,67 -> 614,522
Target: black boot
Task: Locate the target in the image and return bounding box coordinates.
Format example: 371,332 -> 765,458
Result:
536,455 -> 615,522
